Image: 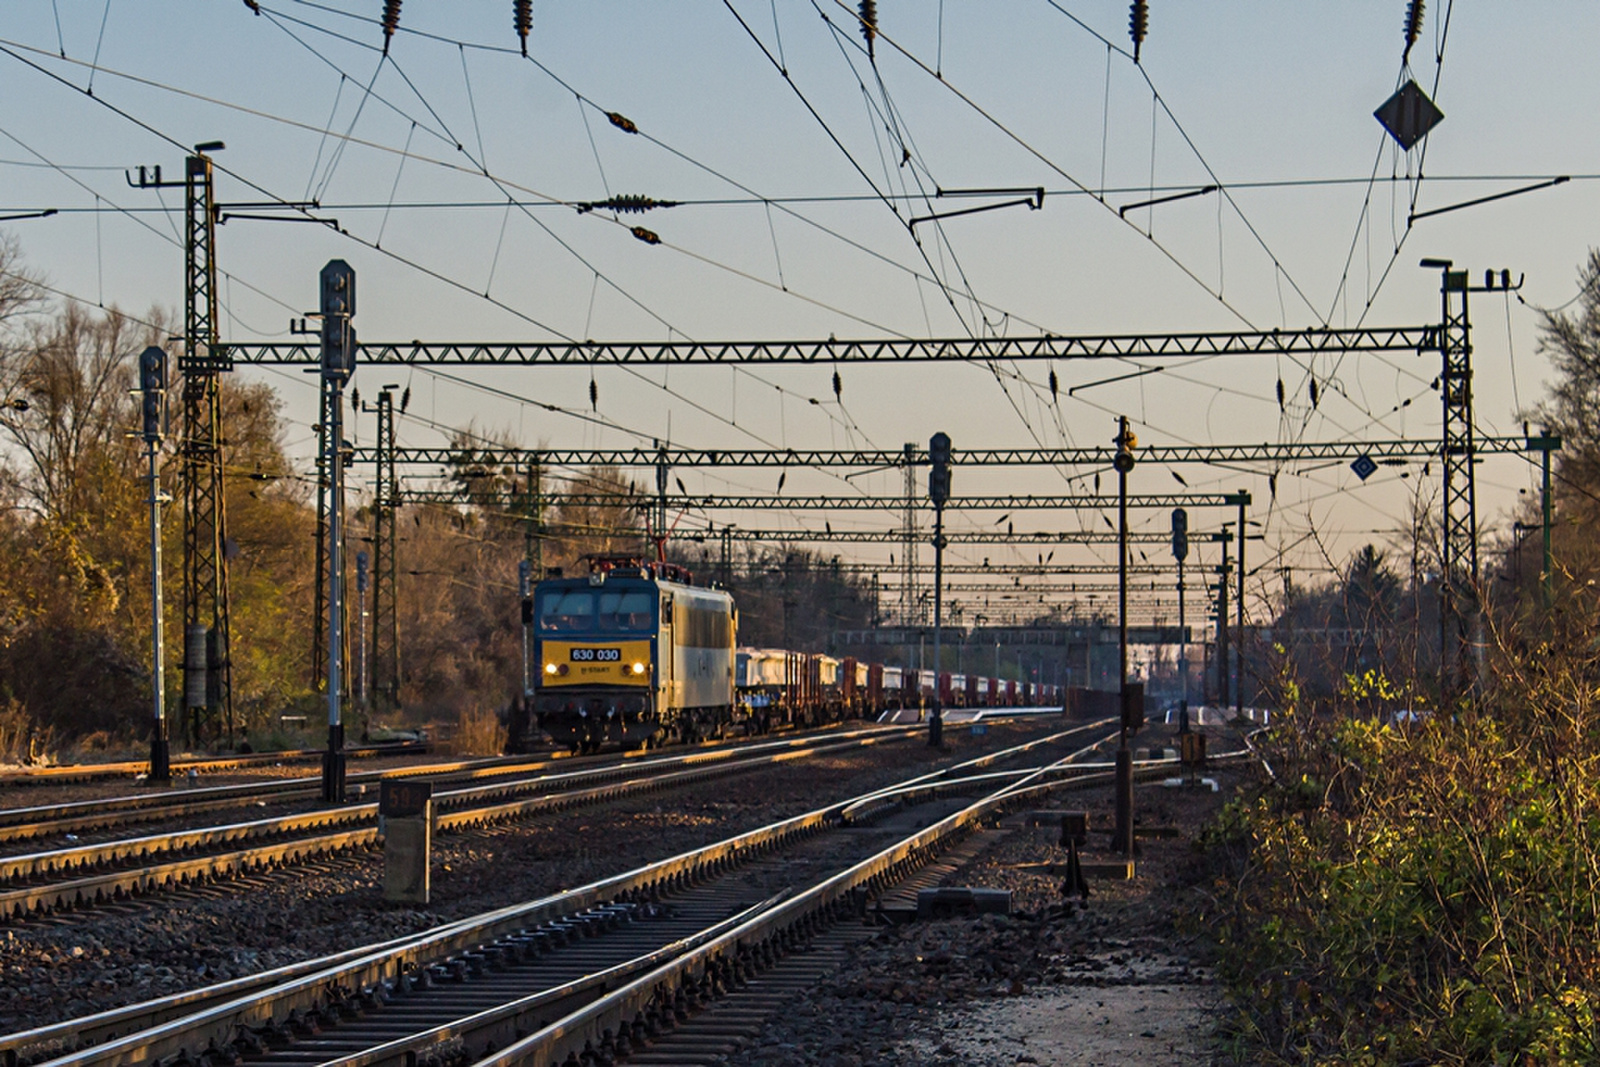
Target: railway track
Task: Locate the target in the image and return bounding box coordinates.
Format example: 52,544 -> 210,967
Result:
0,742 -> 432,788
0,721 -> 1154,1067
0,723 -> 907,849
0,726 -> 926,922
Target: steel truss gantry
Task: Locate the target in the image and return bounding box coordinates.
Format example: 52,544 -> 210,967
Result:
209,325 -> 1437,366
159,243 -> 1525,717
394,490 -> 1249,512
353,437 -> 1534,469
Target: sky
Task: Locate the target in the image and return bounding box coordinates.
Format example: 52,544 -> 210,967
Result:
2,1 -> 1597,627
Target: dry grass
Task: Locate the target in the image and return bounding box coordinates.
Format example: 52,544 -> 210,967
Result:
449,705 -> 506,757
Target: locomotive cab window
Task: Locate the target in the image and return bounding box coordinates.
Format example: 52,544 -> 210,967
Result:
598,589 -> 654,632
660,594 -> 673,626
538,590 -> 595,633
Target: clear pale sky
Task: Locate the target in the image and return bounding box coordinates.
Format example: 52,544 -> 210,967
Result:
3,1 -> 1596,623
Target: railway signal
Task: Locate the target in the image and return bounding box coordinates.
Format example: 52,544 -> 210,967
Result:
928,432 -> 952,748
320,260 -> 357,803
139,346 -> 170,784
1114,417 -> 1137,859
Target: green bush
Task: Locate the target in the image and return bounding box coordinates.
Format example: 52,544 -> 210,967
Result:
1205,663 -> 1600,1063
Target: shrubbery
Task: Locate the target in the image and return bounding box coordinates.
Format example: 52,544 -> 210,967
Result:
1204,656 -> 1600,1063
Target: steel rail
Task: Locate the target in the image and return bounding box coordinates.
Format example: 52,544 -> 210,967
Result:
0,730 -> 918,921
481,734 -> 1251,1066
0,724 -> 902,845
9,721 -> 1090,1065
470,733 -> 1173,1066
15,770 -> 859,1063
311,896 -> 787,1067
0,742 -> 430,788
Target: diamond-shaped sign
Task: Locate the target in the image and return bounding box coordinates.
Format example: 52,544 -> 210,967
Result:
1374,79 -> 1443,150
1351,454 -> 1378,482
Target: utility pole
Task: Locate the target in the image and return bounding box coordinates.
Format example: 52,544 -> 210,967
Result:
901,443 -> 917,627
1423,258 -> 1477,702
1113,417 -> 1136,859
1171,507 -> 1189,732
518,558 -> 533,702
654,443 -> 669,561
1526,428 -> 1561,613
139,347 -> 171,784
1216,537 -> 1230,709
1236,491 -> 1247,721
928,432 -> 952,747
355,551 -> 370,717
151,143 -> 235,747
371,387 -> 400,719
319,260 -> 356,803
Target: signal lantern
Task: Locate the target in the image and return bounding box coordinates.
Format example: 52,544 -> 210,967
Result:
928,431 -> 952,506
1170,507 -> 1189,562
138,346 -> 165,443
1113,423 -> 1137,473
320,259 -> 357,381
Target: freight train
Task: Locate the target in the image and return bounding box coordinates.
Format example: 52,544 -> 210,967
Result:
527,557 -> 1057,753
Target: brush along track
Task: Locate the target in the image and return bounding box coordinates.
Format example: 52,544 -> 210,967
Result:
0,728 -> 923,923
0,723 -> 1123,1067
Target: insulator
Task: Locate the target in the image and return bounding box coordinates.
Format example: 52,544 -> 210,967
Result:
578,194 -> 676,215
513,0 -> 533,56
1309,379 -> 1320,408
589,378 -> 598,409
381,0 -> 402,55
832,370 -> 842,400
400,386 -> 411,412
858,0 -> 877,59
607,111 -> 639,135
1128,1 -> 1148,63
630,225 -> 661,245
1402,0 -> 1424,64
777,472 -> 787,493
1048,369 -> 1058,400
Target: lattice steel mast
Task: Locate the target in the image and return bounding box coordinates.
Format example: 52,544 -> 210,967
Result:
181,148 -> 232,744
371,387 -> 401,719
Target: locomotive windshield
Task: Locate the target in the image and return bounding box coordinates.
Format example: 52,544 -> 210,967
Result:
537,587 -> 656,633
598,589 -> 655,630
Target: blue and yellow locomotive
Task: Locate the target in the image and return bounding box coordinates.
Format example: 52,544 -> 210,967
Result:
532,559 -> 736,752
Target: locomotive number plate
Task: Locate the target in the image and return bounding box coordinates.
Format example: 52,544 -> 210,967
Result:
570,648 -> 621,662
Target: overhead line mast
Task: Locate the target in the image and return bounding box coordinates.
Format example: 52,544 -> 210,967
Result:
181,146 -> 233,746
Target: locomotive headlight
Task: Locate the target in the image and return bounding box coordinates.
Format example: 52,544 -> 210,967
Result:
544,662 -> 558,675
631,661 -> 647,675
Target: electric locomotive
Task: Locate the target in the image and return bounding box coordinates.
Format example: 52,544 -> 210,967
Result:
532,558 -> 735,752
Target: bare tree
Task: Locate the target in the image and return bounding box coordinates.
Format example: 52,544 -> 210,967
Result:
0,302 -> 166,523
